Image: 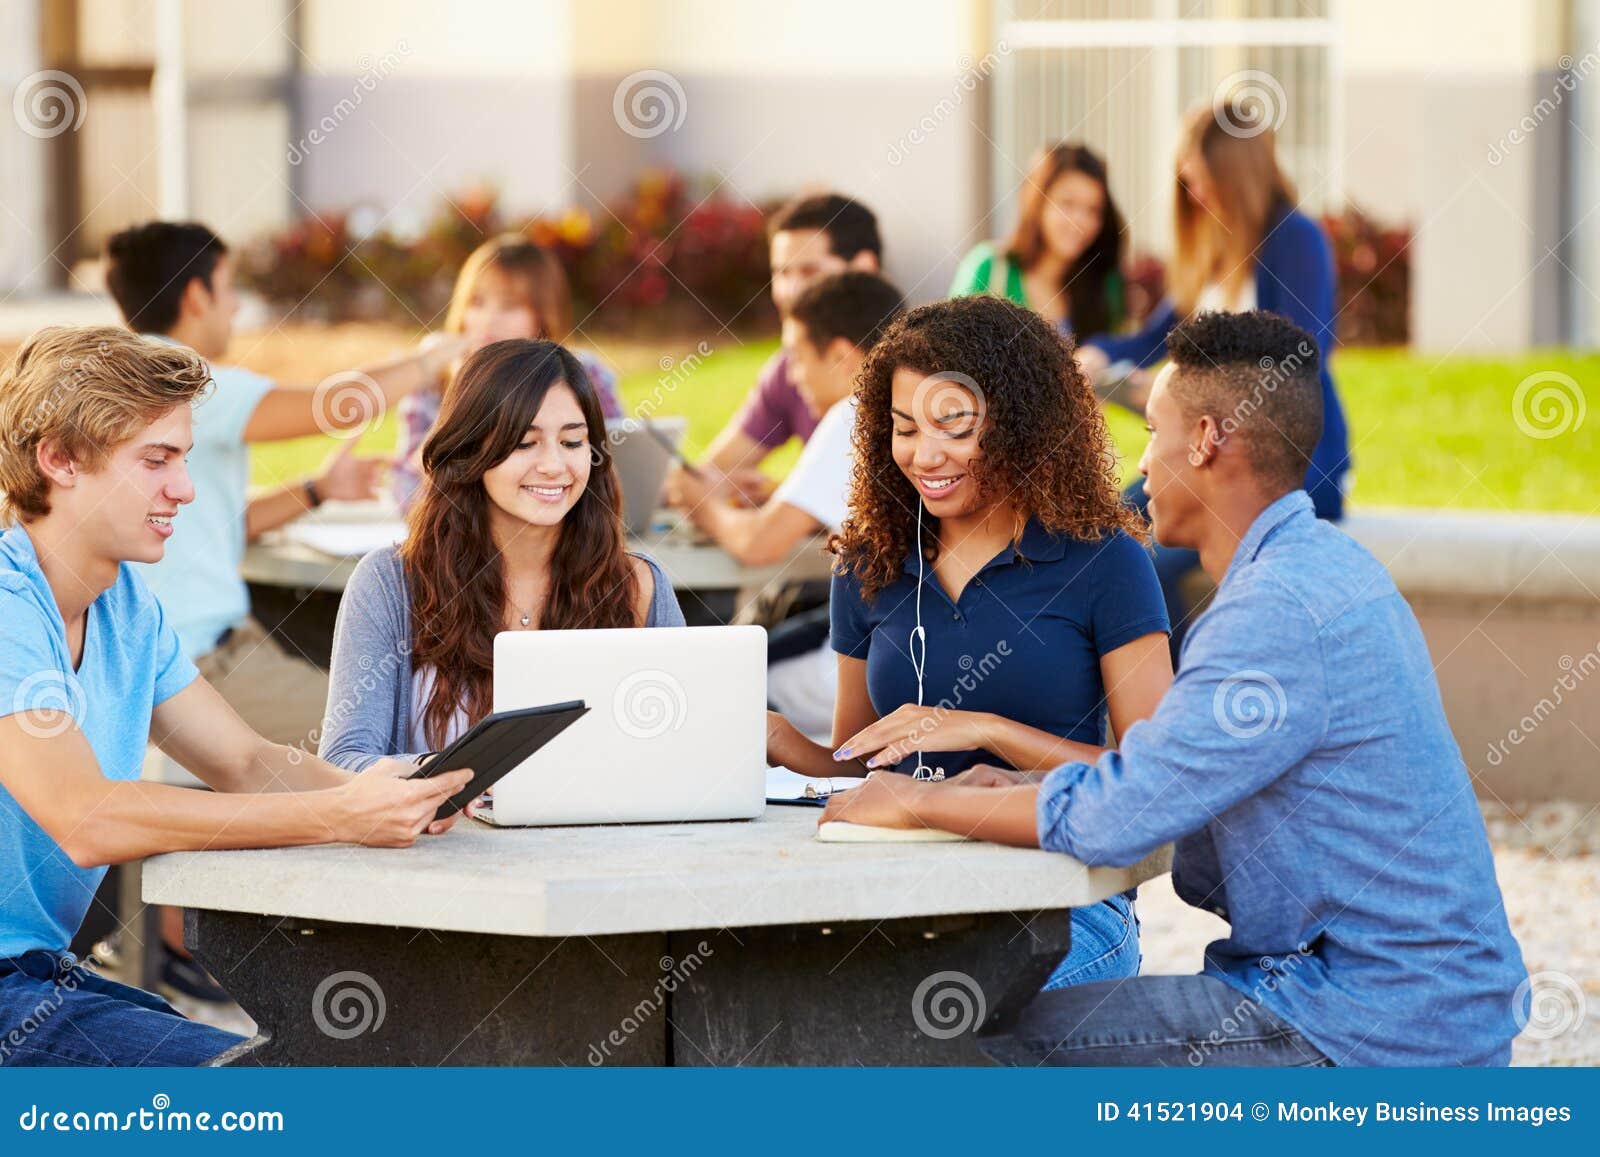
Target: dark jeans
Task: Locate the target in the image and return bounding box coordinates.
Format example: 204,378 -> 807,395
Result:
1124,479 -> 1343,661
0,950 -> 242,1067
981,973 -> 1332,1067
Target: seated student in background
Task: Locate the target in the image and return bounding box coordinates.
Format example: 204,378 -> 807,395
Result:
0,327 -> 472,1068
826,311 -> 1526,1067
391,234 -> 623,511
948,142 -> 1126,338
666,193 -> 883,508
768,295 -> 1172,989
105,221 -> 465,747
105,220 -> 465,1013
322,340 -> 683,766
669,272 -> 906,738
1074,100 -> 1351,653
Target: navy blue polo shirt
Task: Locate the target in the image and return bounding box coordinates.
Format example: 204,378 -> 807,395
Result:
830,521 -> 1168,777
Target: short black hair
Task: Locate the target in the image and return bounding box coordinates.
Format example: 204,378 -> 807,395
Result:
1165,310 -> 1323,493
767,193 -> 882,261
788,271 -> 906,354
104,221 -> 228,334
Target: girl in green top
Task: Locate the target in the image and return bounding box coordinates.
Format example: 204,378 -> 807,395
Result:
949,142 -> 1126,339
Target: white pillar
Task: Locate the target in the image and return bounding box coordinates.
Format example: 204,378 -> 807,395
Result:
153,0 -> 188,218
0,0 -> 49,294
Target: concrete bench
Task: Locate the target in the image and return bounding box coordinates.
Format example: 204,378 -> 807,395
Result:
1343,509 -> 1600,804
1187,508 -> 1600,802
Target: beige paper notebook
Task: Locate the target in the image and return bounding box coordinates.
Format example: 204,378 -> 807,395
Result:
815,821 -> 972,844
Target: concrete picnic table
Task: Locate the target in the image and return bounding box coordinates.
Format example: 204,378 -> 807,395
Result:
240,500 -> 834,661
141,806 -> 1170,1066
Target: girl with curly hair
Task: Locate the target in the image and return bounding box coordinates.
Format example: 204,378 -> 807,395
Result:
766,294 -> 1172,988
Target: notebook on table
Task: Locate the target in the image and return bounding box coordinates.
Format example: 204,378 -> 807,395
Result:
815,821 -> 972,843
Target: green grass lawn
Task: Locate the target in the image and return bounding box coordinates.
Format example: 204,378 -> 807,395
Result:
251,339 -> 1599,515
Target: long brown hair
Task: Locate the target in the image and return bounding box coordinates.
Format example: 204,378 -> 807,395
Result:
1005,142 -> 1125,336
1171,100 -> 1296,315
402,339 -> 638,748
444,234 -> 575,344
832,295 -> 1143,603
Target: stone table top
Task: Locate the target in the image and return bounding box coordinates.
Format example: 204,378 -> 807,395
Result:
142,804 -> 1170,938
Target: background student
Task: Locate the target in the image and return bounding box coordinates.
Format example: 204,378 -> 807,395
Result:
948,141 -> 1127,338
0,327 -> 472,1068
665,192 -> 884,508
767,295 -> 1172,989
825,311 -> 1525,1068
105,221 -> 465,748
669,272 -> 906,737
322,340 -> 683,767
1073,101 -> 1351,650
391,234 -> 623,511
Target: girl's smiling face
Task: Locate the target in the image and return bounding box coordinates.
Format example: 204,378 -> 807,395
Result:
480,383 -> 592,529
889,366 -> 989,518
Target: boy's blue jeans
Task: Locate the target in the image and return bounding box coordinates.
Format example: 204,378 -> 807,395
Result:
985,973 -> 1332,1067
0,950 -> 242,1067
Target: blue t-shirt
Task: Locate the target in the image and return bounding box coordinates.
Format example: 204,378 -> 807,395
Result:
0,525 -> 198,958
133,343 -> 274,659
830,520 -> 1168,777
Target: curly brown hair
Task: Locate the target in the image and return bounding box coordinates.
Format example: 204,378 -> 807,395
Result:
831,294 -> 1143,601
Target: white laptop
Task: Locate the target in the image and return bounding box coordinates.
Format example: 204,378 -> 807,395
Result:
486,625 -> 766,826
605,417 -> 687,536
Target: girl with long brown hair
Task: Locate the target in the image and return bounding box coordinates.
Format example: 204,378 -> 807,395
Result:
1077,96 -> 1351,653
322,339 -> 684,763
391,234 -> 624,510
949,142 -> 1126,336
765,294 -> 1172,990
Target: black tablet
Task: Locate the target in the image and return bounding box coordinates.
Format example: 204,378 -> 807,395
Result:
409,700 -> 589,819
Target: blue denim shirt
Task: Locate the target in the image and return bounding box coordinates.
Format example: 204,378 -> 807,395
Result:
1037,491 -> 1526,1066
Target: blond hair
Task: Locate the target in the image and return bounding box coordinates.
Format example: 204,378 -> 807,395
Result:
1171,99 -> 1296,316
444,235 -> 574,343
0,326 -> 211,523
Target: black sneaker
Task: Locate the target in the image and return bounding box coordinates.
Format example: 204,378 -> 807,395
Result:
158,946 -> 232,1004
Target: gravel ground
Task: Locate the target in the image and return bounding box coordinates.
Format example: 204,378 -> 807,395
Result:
1135,798 -> 1599,1066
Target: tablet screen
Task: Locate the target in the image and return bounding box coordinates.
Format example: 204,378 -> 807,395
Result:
410,700 -> 589,818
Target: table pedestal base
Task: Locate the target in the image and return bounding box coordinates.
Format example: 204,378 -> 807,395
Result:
188,908 -> 1071,1066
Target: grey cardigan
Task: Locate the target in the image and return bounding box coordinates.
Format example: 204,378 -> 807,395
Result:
319,545 -> 685,770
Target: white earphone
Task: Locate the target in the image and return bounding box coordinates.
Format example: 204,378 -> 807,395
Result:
909,506 -> 944,783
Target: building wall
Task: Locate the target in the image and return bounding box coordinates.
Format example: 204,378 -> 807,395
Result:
1339,0 -> 1577,351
